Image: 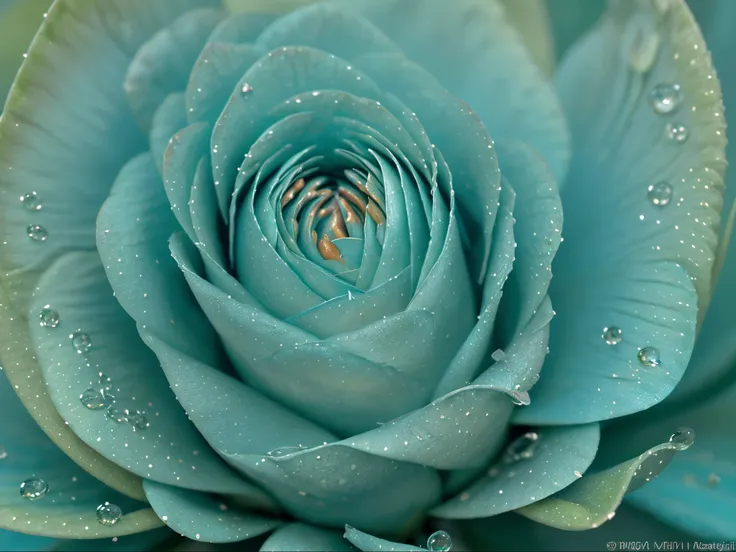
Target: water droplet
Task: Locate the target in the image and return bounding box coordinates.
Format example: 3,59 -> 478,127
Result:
602,326 -> 623,345
0,447 -> 7,460
80,388 -> 112,410
70,331 -> 91,354
97,373 -> 113,393
427,530 -> 453,552
628,25 -> 660,73
105,407 -> 128,424
241,82 -> 254,96
650,83 -> 682,114
96,502 -> 122,526
638,347 -> 661,367
27,224 -> 48,242
574,470 -> 583,478
666,122 -> 689,143
127,411 -> 149,431
505,390 -> 530,406
491,349 -> 506,362
648,182 -> 673,206
20,191 -> 42,211
504,432 -> 540,462
20,478 -> 49,500
39,307 -> 60,328
669,427 -> 695,450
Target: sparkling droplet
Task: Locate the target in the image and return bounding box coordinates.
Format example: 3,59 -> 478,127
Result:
648,182 -> 673,206
80,388 -> 112,410
602,326 -> 623,345
70,331 -> 91,354
27,224 -> 48,242
96,502 -> 122,526
505,432 -> 540,462
127,411 -> 149,431
241,82 -> 254,95
427,530 -> 453,552
105,407 -> 128,424
39,307 -> 60,328
650,83 -> 682,114
638,347 -> 661,367
0,447 -> 7,460
505,390 -> 530,406
20,478 -> 49,500
666,122 -> 689,143
98,373 -> 113,393
20,191 -> 42,211
574,470 -> 583,478
669,427 -> 695,450
491,349 -> 506,362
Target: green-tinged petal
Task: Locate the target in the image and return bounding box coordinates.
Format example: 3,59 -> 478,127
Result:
149,93 -> 187,173
343,527 -> 424,552
28,251 -> 258,496
0,0 -> 219,310
349,0 -> 570,183
0,370 -> 163,538
499,0 -> 555,75
96,153 -> 219,365
432,424 -> 599,519
208,11 -> 277,42
261,524 -> 355,552
143,481 -> 281,543
546,0 -> 605,61
602,380 -> 736,540
457,504 -> 694,552
516,436 -> 694,530
124,8 -> 224,131
519,0 -> 725,425
186,42 -> 263,125
0,283 -> 144,500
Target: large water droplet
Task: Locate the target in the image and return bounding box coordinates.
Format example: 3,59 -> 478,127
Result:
80,388 -> 112,410
20,191 -> 42,211
602,326 -> 623,345
505,432 -> 540,462
648,182 -> 673,206
666,122 -> 689,143
105,407 -> 128,424
27,224 -> 48,242
39,307 -> 60,328
427,530 -> 453,552
96,502 -> 123,526
650,84 -> 682,114
20,478 -> 49,500
70,331 -> 91,354
127,411 -> 149,431
669,427 -> 695,450
241,82 -> 254,96
638,347 -> 661,367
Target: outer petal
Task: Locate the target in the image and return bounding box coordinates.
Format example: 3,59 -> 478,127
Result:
28,252 -> 256,495
518,0 -> 726,425
0,0 -> 219,499
343,527 -> 424,552
262,524 -> 355,552
0,370 -> 163,539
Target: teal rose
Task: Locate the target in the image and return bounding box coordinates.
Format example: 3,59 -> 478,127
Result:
0,0 -> 731,550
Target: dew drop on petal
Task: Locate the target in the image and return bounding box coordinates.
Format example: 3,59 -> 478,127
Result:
650,83 -> 682,114
20,478 -> 48,500
666,122 -> 689,143
70,331 -> 91,354
602,326 -> 623,345
638,347 -> 661,367
427,530 -> 453,552
20,191 -> 42,211
27,224 -> 48,242
504,432 -> 540,462
648,182 -> 673,206
96,502 -> 122,526
80,388 -> 112,410
105,407 -> 128,424
241,82 -> 254,96
669,427 -> 695,450
127,411 -> 150,431
39,307 -> 60,328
